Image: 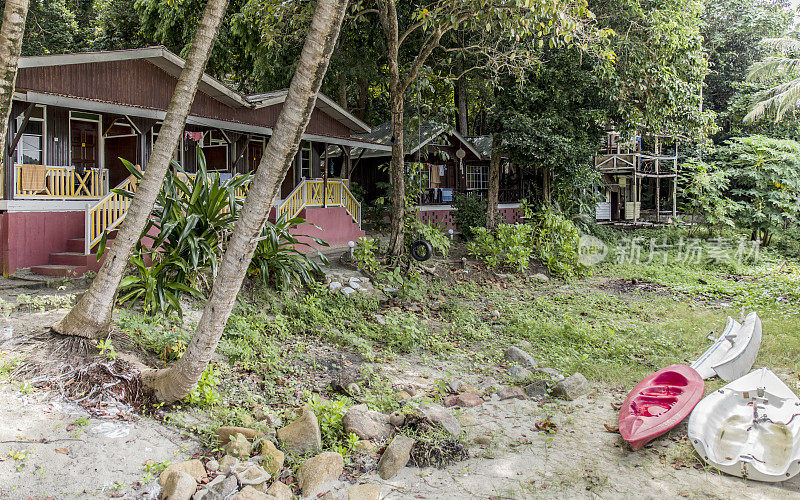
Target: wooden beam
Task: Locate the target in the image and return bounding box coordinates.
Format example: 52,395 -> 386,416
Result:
7,103 -> 35,157
233,135 -> 252,173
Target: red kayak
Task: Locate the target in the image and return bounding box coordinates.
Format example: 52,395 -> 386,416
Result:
618,364 -> 704,450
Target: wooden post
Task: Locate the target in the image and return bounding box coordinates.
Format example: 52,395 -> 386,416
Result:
322,145 -> 328,208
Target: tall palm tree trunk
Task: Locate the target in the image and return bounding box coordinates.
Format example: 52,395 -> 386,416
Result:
142,0 -> 349,403
52,0 -> 230,339
0,0 -> 30,151
486,142 -> 500,229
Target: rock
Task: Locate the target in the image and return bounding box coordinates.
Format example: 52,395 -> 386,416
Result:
0,323 -> 12,341
536,367 -> 565,381
296,452 -> 344,497
523,380 -> 549,399
329,282 -> 343,291
216,426 -> 261,445
443,392 -> 484,408
377,435 -> 415,480
457,414 -> 477,427
192,489 -> 208,500
473,435 -> 492,446
517,340 -> 533,350
224,432 -> 252,459
396,390 -> 412,400
218,455 -> 239,473
374,314 -> 386,326
348,483 -> 381,500
343,405 -> 393,441
389,411 -> 405,427
159,459 -> 206,486
260,440 -> 285,477
418,403 -> 461,437
477,377 -> 500,391
231,486 -> 269,500
266,480 -> 292,500
233,464 -> 270,487
349,276 -> 361,284
508,365 -> 532,381
206,474 -> 238,499
331,366 -> 362,394
532,273 -> 549,282
276,406 -> 322,453
354,440 -> 378,454
204,459 -> 219,474
551,372 -> 589,401
447,379 -> 464,393
160,471 -> 196,500
504,346 -> 537,369
342,286 -> 357,296
346,382 -> 362,396
496,386 -> 527,400
253,409 -> 282,428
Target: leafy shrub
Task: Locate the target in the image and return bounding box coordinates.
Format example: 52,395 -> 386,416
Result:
353,237 -> 382,275
406,219 -> 451,257
529,207 -> 584,277
118,254 -> 204,317
184,364 -> 221,407
452,193 -> 487,239
249,213 -> 329,290
115,310 -> 190,361
306,394 -> 359,457
678,158 -> 735,234
468,224 -> 533,272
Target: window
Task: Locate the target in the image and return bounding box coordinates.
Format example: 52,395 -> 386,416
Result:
70,111 -> 100,122
104,118 -> 138,138
466,165 -> 488,191
300,143 -> 312,178
200,129 -> 229,171
16,105 -> 45,165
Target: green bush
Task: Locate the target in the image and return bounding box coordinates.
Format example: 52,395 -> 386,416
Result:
468,224 -> 533,272
452,193 -> 487,239
529,207 -> 584,277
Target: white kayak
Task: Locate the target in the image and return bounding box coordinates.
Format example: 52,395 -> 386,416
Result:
688,368 -> 800,482
690,312 -> 762,381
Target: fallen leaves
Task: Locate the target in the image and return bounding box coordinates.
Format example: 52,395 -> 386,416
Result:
535,419 -> 558,433
603,423 -> 619,433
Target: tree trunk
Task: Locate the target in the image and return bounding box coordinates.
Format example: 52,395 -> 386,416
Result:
486,142 -> 500,229
337,71 -> 348,110
455,76 -> 468,135
52,0 -> 230,339
355,77 -> 369,120
142,0 -> 349,403
0,0 -> 30,153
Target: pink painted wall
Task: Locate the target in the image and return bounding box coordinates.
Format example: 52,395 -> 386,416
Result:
0,211 -> 85,275
292,207 -> 365,250
418,206 -> 522,231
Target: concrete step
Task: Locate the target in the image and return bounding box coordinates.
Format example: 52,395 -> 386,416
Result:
65,238 -> 115,253
29,264 -> 89,278
50,252 -> 94,267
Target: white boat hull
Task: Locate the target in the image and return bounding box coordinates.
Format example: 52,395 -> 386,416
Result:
711,312 -> 762,381
688,368 -> 800,482
690,317 -> 741,379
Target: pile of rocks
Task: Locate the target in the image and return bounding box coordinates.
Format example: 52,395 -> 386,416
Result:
326,274 -> 376,298
503,344 -> 589,401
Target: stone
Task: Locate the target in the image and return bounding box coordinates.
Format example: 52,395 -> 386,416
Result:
523,380 -> 549,400
231,486 -> 270,500
296,452 -> 344,497
160,471 -> 196,500
233,464 -> 270,487
206,475 -> 238,499
216,426 -> 261,445
204,459 -> 219,474
348,483 -> 381,500
491,309 -> 501,319
497,386 -> 527,400
342,286 -> 357,296
224,432 -> 252,459
276,406 -> 322,453
477,377 -> 500,391
504,346 -> 537,369
377,435 -> 415,480
536,367 -> 565,381
389,411 -> 405,427
346,382 -> 362,396
159,459 -> 207,486
447,379 -> 464,393
218,455 -> 239,473
443,392 -> 484,408
343,404 -> 393,442
473,435 -> 492,446
331,366 -> 362,393
508,365 -> 532,381
192,489 -> 208,500
260,440 -> 285,477
532,273 -> 549,282
329,282 -> 343,291
396,390 -> 412,400
551,372 -> 589,401
266,480 -> 292,500
348,276 -> 361,284
374,314 -> 386,326
354,440 -> 377,454
253,409 -> 282,428
0,323 -> 12,341
418,403 -> 461,437
456,414 -> 477,427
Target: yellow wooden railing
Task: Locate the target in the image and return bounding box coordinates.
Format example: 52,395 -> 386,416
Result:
15,165 -> 108,198
176,172 -> 249,199
278,179 -> 361,226
85,174 -> 139,254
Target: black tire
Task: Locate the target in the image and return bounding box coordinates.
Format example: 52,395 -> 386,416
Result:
411,239 -> 433,262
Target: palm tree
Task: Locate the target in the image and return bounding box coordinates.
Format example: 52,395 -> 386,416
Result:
0,0 -> 31,151
142,0 -> 349,403
746,37 -> 800,122
52,0 -> 230,340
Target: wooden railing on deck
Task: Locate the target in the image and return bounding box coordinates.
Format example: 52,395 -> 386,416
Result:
15,165 -> 108,198
278,179 -> 361,227
85,175 -> 138,254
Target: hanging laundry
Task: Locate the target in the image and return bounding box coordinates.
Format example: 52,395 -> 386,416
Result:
438,164 -> 445,177
429,164 -> 441,187
184,131 -> 203,142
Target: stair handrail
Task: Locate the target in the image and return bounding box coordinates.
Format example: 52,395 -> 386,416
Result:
278,180 -> 307,220
276,178 -> 361,227
340,180 -> 361,227
84,174 -> 139,255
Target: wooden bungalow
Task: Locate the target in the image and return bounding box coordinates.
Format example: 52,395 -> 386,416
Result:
1,46 -> 390,276
347,121 -> 524,229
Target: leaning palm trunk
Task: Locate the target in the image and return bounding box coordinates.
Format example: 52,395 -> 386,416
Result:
142,0 -> 349,403
0,0 -> 30,151
52,0 -> 230,339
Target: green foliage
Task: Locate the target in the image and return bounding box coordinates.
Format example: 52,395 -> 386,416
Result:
678,158 -> 735,233
352,237 -> 382,275
529,208 -> 584,277
306,394 -> 359,457
468,224 -> 534,272
407,219 -> 451,257
184,364 -> 221,407
115,310 -> 190,362
452,193 -> 487,239
249,213 -> 329,291
118,254 -> 204,317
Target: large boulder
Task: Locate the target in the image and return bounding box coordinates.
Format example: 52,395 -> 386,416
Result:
504,346 -> 537,369
231,486 -> 270,500
159,459 -> 206,486
260,440 -> 285,476
343,405 -> 393,441
276,406 -> 322,453
160,471 -> 196,500
216,426 -> 261,445
551,372 -> 589,401
508,365 -> 532,381
224,432 -> 252,459
377,435 -> 415,480
265,481 -> 292,500
496,386 -> 526,400
348,483 -> 381,500
232,463 -> 270,487
443,392 -> 484,408
296,452 -> 344,498
417,403 -> 461,437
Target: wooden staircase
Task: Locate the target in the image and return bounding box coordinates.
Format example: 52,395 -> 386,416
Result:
31,235 -> 113,277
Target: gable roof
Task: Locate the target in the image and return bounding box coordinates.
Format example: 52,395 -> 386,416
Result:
17,46 -> 371,134
352,120 -> 482,159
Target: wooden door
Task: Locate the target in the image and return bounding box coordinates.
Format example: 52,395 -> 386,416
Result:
247,141 -> 263,173
71,120 -> 98,173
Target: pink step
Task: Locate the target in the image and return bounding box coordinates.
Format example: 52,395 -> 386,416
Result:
30,264 -> 89,278
50,252 -> 93,267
